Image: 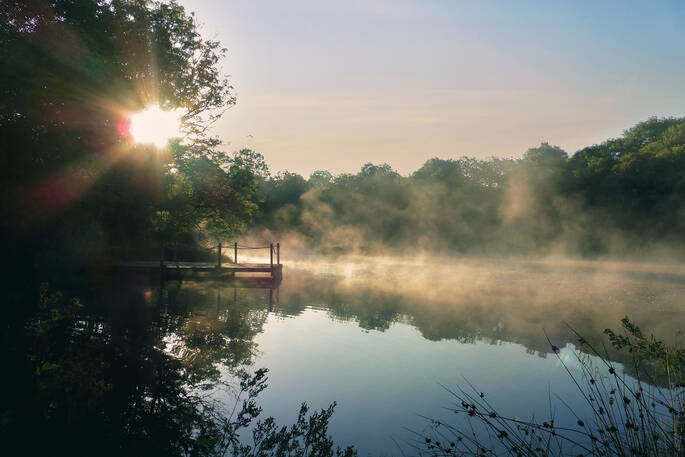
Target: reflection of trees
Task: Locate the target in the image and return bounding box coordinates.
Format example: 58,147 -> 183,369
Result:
3,283 -> 231,456
6,262 -> 680,454
274,267 -> 685,368
160,282 -> 272,383
3,280 -> 354,456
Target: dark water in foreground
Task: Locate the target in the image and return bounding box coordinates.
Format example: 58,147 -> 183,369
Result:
11,256 -> 685,455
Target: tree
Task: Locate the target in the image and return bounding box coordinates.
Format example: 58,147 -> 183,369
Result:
0,0 -> 252,267
308,170 -> 333,187
523,142 -> 568,166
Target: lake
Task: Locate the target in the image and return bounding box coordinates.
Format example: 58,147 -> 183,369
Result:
156,255 -> 685,455
17,255 -> 685,456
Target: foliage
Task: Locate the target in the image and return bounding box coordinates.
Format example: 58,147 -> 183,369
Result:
254,117 -> 685,257
604,318 -> 685,395
0,0 -> 262,272
416,318 -> 685,456
165,148 -> 265,244
232,402 -> 356,457
1,284 -> 356,457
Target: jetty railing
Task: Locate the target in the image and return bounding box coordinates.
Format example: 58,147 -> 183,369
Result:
102,241 -> 283,283
217,242 -> 280,268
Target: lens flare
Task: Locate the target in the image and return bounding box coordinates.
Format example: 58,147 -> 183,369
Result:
128,105 -> 182,147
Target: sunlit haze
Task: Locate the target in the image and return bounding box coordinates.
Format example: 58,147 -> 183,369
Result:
129,106 -> 183,147
180,0 -> 685,175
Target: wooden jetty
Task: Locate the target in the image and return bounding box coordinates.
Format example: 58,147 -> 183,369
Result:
104,242 -> 283,285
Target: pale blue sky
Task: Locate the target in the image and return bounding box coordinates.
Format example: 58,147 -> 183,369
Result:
180,0 -> 685,175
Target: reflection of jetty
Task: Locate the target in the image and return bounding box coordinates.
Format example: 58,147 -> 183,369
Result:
108,242 -> 283,285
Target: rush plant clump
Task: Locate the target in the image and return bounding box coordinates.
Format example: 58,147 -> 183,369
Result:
417,318 -> 685,457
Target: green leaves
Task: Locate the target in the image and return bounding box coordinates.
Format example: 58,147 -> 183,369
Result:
255,116 -> 685,257
0,0 -> 242,262
236,401 -> 357,457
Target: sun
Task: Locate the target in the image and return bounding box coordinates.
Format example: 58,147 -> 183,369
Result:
128,105 -> 183,147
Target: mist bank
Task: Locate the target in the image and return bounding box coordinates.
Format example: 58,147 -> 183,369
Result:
231,248 -> 685,362
251,117 -> 685,259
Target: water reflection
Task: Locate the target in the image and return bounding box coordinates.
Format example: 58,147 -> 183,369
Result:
237,257 -> 685,454
272,257 -> 685,355
2,276 -> 286,456
4,257 -> 684,456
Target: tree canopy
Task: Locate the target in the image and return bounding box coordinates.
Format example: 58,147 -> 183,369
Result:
0,0 -> 262,271
253,117 -> 685,257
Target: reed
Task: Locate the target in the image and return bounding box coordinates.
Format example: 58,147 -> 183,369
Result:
415,318 -> 685,457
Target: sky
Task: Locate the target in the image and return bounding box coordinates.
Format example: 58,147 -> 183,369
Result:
179,0 -> 685,176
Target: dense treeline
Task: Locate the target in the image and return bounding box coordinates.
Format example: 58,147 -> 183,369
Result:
254,117 -> 685,257
3,1 -> 683,276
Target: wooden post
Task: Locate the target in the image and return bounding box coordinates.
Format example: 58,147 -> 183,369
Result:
217,242 -> 222,268
234,242 -> 238,264
270,243 -> 273,268
277,242 -> 280,265
159,243 -> 165,281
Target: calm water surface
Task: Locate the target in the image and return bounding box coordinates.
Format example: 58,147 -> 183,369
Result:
65,256 -> 685,455
189,256 -> 685,455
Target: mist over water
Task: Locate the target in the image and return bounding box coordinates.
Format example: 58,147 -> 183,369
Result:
245,253 -> 685,346
204,253 -> 685,454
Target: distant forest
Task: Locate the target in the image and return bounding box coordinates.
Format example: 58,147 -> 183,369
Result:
255,117 -> 685,257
